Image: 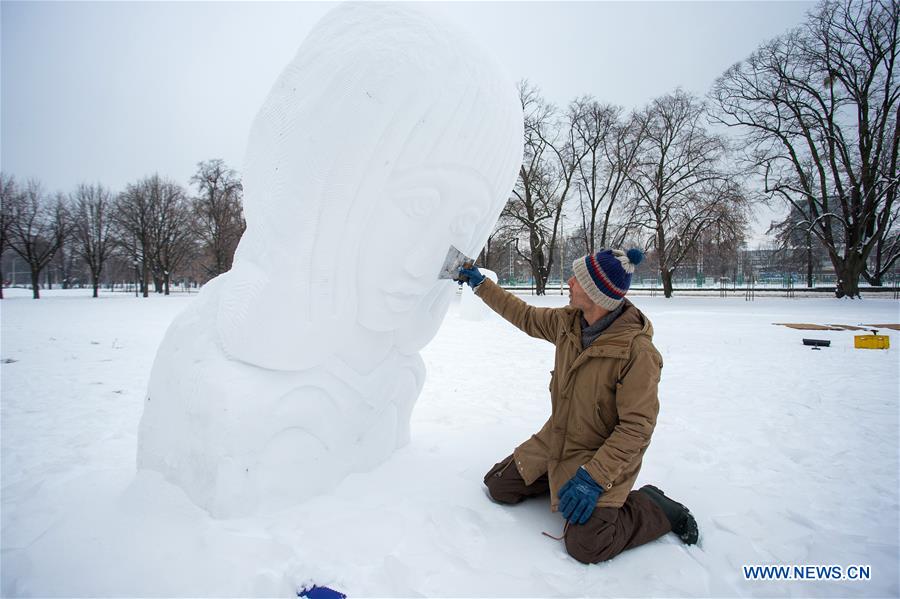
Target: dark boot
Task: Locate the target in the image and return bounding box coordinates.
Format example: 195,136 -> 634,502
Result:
638,485 -> 699,545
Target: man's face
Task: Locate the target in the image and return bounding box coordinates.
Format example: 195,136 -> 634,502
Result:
567,275 -> 595,313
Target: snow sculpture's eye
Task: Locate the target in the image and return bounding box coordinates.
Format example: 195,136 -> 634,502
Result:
394,188 -> 440,220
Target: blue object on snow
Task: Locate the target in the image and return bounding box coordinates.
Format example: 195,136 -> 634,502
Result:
298,584 -> 347,599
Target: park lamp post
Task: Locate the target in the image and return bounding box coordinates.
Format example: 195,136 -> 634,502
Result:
559,218 -> 565,295
507,239 -> 514,285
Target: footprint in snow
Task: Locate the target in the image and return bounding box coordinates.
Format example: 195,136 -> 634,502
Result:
427,506 -> 489,563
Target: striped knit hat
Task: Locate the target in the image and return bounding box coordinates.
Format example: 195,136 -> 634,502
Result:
572,248 -> 645,311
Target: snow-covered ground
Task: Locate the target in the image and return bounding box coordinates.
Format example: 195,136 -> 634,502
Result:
2,287 -> 898,598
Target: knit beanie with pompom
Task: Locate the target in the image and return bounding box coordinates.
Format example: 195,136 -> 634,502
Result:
572,248 -> 644,311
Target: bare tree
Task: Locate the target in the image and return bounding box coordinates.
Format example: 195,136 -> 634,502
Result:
50,225 -> 79,289
696,201 -> 749,282
149,179 -> 194,295
711,0 -> 899,297
503,81 -> 586,294
6,180 -> 67,299
115,176 -> 157,297
477,219 -> 511,274
48,193 -> 82,290
572,99 -> 646,254
190,159 -> 245,279
70,183 -> 115,297
623,89 -> 747,297
572,98 -> 618,254
0,173 -> 19,299
768,203 -> 831,287
866,141 -> 900,284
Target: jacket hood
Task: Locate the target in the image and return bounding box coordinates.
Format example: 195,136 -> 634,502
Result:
562,299 -> 653,358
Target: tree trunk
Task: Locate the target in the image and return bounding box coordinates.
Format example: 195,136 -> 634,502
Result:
589,219 -> 596,255
835,254 -> 866,298
806,255 -> 813,288
531,263 -> 543,295
31,268 -> 41,299
869,236 -> 884,287
806,235 -> 813,288
142,260 -> 150,298
164,274 -> 170,296
528,228 -> 547,296
656,226 -> 674,298
215,246 -> 227,278
92,272 -> 100,298
661,269 -> 674,298
0,264 -> 4,299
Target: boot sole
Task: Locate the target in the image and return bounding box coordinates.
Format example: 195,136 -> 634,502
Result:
679,512 -> 699,545
641,485 -> 699,545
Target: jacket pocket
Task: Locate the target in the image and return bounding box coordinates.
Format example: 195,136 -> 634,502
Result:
595,383 -> 620,436
594,404 -> 612,438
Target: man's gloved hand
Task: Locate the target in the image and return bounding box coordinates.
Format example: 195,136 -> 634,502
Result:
458,265 -> 485,289
558,466 -> 604,525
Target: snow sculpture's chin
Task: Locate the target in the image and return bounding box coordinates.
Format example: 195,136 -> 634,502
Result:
136,2 -> 524,517
215,258 -> 352,371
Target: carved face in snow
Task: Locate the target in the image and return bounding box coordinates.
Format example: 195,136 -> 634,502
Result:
355,169 -> 497,335
216,3 -> 523,370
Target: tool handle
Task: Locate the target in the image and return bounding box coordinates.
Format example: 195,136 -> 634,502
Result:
456,261 -> 475,283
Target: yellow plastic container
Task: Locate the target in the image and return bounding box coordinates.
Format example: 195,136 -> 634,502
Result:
854,334 -> 890,349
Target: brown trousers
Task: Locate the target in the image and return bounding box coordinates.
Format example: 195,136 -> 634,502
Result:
483,454 -> 672,564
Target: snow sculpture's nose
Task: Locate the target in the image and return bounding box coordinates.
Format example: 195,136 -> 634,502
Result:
402,246 -> 437,280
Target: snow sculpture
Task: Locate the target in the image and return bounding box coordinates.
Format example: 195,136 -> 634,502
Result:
136,3 -> 523,517
459,269 -> 498,321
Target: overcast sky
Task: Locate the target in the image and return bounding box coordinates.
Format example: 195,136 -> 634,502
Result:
2,1 -> 815,241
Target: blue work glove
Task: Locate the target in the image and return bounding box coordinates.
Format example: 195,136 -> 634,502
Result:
558,466 -> 604,525
457,265 -> 486,289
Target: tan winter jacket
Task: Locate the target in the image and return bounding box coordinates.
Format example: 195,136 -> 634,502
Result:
475,278 -> 662,510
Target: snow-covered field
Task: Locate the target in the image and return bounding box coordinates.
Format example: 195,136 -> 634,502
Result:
2,287 -> 898,598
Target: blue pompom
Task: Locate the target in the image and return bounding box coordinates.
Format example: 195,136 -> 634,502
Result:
626,248 -> 644,266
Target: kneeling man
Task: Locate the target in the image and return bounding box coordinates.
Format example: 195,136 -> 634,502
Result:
459,247 -> 698,563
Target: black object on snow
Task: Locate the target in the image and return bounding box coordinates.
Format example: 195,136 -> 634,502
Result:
639,484 -> 699,545
802,338 -> 831,349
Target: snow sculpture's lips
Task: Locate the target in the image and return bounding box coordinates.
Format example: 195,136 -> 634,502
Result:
215,2 -> 524,370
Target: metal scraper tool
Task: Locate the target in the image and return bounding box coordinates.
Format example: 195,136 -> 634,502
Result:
438,245 -> 475,282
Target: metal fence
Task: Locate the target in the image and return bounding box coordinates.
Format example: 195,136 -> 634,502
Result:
499,275 -> 900,299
